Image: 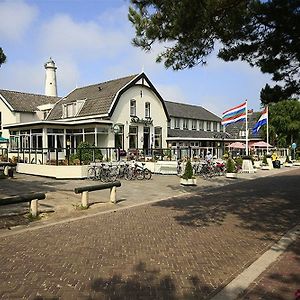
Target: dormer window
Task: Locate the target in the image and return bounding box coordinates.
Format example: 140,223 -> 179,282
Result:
62,100 -> 85,118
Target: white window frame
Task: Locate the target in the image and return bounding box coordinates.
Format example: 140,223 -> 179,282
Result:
130,99 -> 136,117
145,102 -> 150,118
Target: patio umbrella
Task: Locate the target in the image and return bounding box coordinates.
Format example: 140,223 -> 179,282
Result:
227,142 -> 246,149
250,141 -> 273,148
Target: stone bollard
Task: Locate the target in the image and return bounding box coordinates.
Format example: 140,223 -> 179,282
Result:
81,191 -> 89,208
110,186 -> 116,204
30,199 -> 38,217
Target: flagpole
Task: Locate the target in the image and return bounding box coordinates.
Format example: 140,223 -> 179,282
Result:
245,100 -> 248,155
266,106 -> 269,154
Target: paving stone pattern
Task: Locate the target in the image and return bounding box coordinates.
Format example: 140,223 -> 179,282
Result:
239,237 -> 300,300
0,169 -> 299,299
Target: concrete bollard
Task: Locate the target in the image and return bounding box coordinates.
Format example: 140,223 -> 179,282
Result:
30,199 -> 38,217
81,191 -> 89,208
110,186 -> 116,204
3,166 -> 8,176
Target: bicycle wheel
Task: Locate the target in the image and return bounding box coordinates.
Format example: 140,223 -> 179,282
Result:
109,169 -> 118,182
144,169 -> 152,180
124,168 -> 133,180
87,167 -> 96,180
136,169 -> 144,180
100,169 -> 109,182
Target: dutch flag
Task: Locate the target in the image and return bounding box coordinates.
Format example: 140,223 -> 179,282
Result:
252,107 -> 268,134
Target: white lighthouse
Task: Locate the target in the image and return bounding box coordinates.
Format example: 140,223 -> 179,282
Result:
44,57 -> 57,96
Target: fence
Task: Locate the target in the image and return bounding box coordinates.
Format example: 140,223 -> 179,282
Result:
6,146 -> 221,166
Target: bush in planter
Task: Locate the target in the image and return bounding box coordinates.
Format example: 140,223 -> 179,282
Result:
262,155 -> 268,166
286,155 -> 292,163
226,158 -> 236,173
181,159 -> 194,180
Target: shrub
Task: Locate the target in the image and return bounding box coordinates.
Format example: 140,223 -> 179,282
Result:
262,156 -> 268,165
226,158 -> 236,173
181,159 -> 194,179
75,142 -> 103,164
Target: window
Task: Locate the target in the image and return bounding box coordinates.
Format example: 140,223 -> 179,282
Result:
183,119 -> 189,130
129,126 -> 138,148
145,102 -> 150,118
213,122 -> 218,131
174,118 -> 180,129
130,99 -> 136,116
62,100 -> 85,118
199,121 -> 204,130
239,130 -> 246,137
154,127 -> 162,148
115,125 -> 124,149
207,121 -> 211,131
192,120 -> 197,130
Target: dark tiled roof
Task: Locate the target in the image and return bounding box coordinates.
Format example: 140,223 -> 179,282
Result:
47,74 -> 138,120
168,129 -> 230,139
225,112 -> 262,139
0,89 -> 59,112
165,101 -> 221,122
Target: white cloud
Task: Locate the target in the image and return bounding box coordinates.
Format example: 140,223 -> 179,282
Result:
156,84 -> 188,103
0,60 -> 44,94
0,0 -> 38,41
39,14 -> 128,60
55,59 -> 80,96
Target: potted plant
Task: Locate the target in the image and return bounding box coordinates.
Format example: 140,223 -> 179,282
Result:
180,159 -> 197,186
284,155 -> 293,167
226,158 -> 238,178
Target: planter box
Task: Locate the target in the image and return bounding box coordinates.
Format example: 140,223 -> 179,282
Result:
226,172 -> 238,179
180,178 -> 197,186
261,165 -> 271,170
284,163 -> 293,167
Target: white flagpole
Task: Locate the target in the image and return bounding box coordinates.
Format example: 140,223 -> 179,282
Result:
245,100 -> 248,155
266,106 -> 269,154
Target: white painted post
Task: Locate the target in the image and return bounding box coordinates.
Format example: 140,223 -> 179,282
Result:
3,166 -> 8,176
30,200 -> 38,217
81,191 -> 89,208
110,186 -> 116,204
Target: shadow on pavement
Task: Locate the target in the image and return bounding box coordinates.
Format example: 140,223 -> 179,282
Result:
90,261 -> 214,300
153,173 -> 300,246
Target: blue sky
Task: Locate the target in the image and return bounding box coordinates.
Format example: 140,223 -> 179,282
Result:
0,0 -> 274,116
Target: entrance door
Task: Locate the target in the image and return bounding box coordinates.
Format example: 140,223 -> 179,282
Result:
143,127 -> 150,155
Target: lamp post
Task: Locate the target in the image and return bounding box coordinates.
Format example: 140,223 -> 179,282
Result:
66,139 -> 71,165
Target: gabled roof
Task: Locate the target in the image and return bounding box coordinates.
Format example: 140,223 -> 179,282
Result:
0,89 -> 59,112
165,101 -> 221,122
47,74 -> 138,120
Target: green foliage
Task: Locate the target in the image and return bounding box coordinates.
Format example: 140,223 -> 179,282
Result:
262,156 -> 268,165
234,157 -> 243,169
181,159 -> 194,179
0,47 -> 6,67
267,100 -> 300,148
75,142 -> 103,164
129,0 -> 300,102
226,158 -> 236,173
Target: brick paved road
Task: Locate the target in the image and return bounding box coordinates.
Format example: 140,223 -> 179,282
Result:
238,237 -> 300,300
0,169 -> 299,299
